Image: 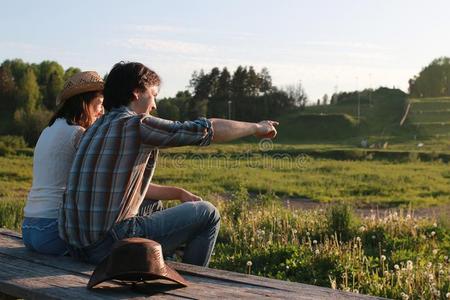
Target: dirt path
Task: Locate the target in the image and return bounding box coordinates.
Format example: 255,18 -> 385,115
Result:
282,197 -> 450,218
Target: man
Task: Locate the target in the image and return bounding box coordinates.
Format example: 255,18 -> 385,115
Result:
59,61 -> 278,266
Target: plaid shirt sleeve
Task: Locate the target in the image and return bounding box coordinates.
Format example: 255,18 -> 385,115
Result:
139,116 -> 214,147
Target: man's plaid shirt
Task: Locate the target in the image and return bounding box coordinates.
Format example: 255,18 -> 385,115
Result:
58,106 -> 213,248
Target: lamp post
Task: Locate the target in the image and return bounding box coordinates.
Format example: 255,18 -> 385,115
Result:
227,100 -> 232,119
354,76 -> 361,126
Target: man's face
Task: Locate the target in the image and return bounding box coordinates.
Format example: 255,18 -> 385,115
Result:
135,85 -> 159,114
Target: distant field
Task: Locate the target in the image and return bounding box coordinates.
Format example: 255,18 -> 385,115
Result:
2,145 -> 449,208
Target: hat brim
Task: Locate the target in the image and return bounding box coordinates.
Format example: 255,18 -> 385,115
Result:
56,82 -> 104,106
87,256 -> 189,289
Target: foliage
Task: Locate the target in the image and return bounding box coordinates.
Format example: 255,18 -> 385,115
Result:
210,196 -> 449,299
13,108 -> 53,145
409,57 -> 450,98
0,135 -> 28,156
185,65 -> 299,121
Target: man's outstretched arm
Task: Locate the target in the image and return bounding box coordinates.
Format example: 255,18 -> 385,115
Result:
209,119 -> 279,143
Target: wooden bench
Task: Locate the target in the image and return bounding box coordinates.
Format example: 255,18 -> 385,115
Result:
0,229 -> 386,299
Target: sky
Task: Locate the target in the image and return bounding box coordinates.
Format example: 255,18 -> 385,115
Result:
1,0 -> 450,102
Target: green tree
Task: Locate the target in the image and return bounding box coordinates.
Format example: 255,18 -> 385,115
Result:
1,59 -> 28,83
231,66 -> 248,98
408,57 -> 450,97
246,66 -> 260,96
17,68 -> 41,113
64,67 -> 81,81
0,66 -> 18,113
156,98 -> 180,120
45,71 -> 64,110
37,61 -> 64,109
258,67 -> 272,94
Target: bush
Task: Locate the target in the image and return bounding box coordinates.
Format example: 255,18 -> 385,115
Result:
326,203 -> 358,241
0,142 -> 15,156
13,108 -> 52,146
0,135 -> 27,148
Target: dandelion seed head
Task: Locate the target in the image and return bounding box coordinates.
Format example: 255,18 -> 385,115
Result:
394,264 -> 400,270
246,261 -> 253,267
431,231 -> 436,237
381,255 -> 386,261
315,249 -> 320,255
313,240 -> 317,244
407,260 -> 413,270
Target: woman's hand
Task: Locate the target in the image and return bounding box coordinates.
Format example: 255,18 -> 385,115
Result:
255,120 -> 279,139
180,189 -> 203,202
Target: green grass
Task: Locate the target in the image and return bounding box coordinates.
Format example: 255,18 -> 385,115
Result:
1,147 -> 450,208
211,198 -> 450,299
407,97 -> 450,140
1,147 -> 449,299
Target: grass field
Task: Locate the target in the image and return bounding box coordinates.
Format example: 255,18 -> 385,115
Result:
1,93 -> 450,299
1,145 -> 450,208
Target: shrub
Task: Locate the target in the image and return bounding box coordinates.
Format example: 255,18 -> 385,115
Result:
13,108 -> 52,146
0,135 -> 27,149
326,203 -> 358,241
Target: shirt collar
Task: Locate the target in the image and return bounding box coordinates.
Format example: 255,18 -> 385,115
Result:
111,106 -> 137,116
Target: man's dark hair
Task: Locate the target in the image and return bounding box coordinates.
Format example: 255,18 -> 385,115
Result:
103,61 -> 161,111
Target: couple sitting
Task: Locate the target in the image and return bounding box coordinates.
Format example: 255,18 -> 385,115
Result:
22,61 -> 278,266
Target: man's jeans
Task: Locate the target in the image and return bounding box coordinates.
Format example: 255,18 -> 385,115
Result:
69,201 -> 220,267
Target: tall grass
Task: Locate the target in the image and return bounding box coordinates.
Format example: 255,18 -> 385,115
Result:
210,192 -> 450,299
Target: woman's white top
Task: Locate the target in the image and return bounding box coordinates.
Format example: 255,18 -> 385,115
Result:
24,118 -> 85,218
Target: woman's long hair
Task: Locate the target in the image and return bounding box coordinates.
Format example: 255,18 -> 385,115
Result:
48,91 -> 102,128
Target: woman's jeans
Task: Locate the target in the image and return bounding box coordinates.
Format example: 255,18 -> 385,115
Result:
22,199 -> 164,256
22,217 -> 67,255
68,201 -> 220,267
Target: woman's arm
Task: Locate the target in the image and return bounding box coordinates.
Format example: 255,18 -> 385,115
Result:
209,119 -> 278,143
146,183 -> 202,202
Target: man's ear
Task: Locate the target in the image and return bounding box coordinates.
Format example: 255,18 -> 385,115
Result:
131,90 -> 140,101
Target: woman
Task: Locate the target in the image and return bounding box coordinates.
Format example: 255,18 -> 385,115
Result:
22,71 -> 104,255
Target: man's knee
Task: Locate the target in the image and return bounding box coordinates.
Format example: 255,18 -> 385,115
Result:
197,201 -> 220,225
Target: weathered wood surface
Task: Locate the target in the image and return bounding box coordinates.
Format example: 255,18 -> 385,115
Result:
0,229 -> 387,299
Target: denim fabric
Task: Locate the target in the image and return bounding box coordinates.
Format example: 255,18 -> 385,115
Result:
74,201 -> 220,267
138,199 -> 163,216
22,217 -> 68,255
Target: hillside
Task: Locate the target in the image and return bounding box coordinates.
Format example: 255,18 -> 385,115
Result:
276,88 -> 408,144
406,97 -> 450,138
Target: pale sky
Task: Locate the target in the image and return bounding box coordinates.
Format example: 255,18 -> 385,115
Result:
1,0 -> 449,102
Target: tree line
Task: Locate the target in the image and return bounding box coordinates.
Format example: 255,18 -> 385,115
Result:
0,59 -> 308,145
156,66 -> 307,122
0,59 -> 81,145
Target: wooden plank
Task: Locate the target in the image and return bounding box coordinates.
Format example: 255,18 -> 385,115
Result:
0,235 -> 299,299
0,229 -> 386,299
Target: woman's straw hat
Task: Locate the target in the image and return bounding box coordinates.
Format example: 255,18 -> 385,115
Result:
56,71 -> 104,106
